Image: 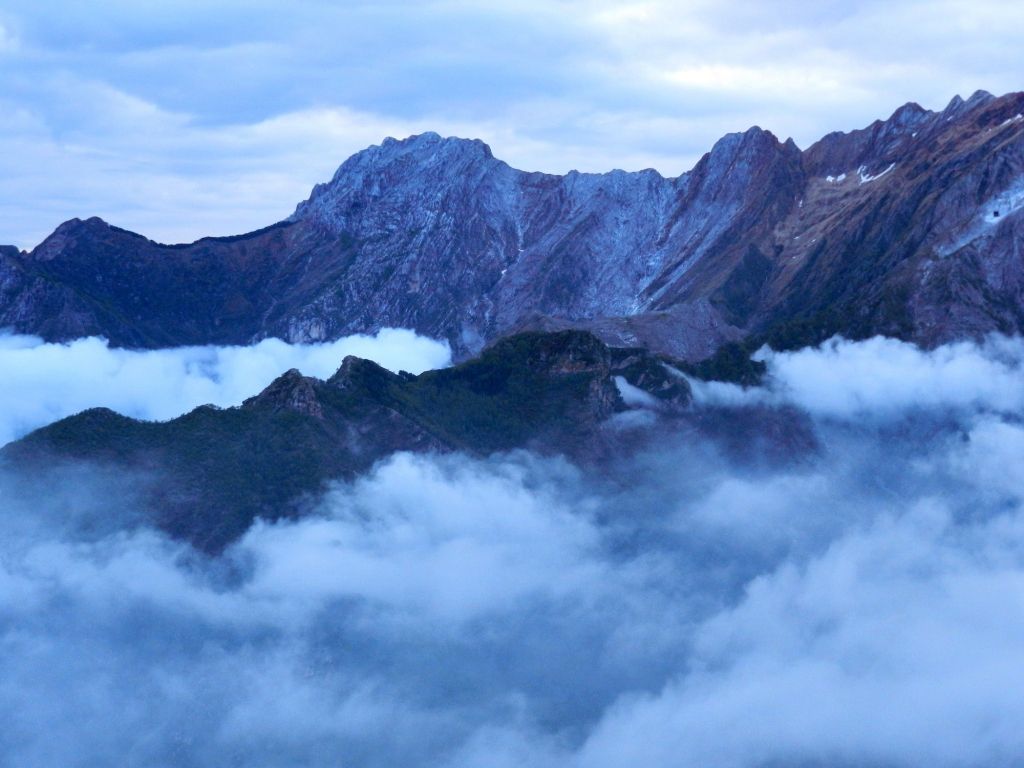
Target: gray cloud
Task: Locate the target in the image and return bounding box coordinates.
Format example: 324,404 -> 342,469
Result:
1,1 -> 1022,247
3,334 -> 1024,765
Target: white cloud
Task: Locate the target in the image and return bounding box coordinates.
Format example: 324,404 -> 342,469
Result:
241,453 -> 608,623
575,499 -> 1024,768
660,63 -> 855,103
0,23 -> 17,53
5,391 -> 1024,765
0,329 -> 450,446
691,335 -> 1024,419
4,322 -> 1024,766
0,2 -> 1023,755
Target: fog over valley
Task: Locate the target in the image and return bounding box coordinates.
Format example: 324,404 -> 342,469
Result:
3,332 -> 1024,766
2,1 -> 1023,763
0,329 -> 451,446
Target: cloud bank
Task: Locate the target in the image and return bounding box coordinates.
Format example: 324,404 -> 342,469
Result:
691,334 -> 1024,418
3,334 -> 1024,766
0,328 -> 450,446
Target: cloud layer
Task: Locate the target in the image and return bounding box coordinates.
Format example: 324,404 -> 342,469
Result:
3,334 -> 1024,766
1,1 -> 1022,247
0,329 -> 450,446
691,334 -> 1024,418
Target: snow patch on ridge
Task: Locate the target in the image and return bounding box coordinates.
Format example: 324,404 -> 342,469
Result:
859,163 -> 896,184
824,165 -> 895,186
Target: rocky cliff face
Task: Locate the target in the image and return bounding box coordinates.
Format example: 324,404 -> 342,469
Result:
754,89 -> 1024,347
2,90 -> 1023,358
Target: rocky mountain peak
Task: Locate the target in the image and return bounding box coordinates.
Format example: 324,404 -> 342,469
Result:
943,89 -> 995,116
380,131 -> 495,160
47,217 -> 110,237
243,368 -> 324,418
666,126 -> 801,219
290,132 -> 506,231
3,90 -> 1024,362
887,101 -> 932,129
705,126 -> 794,163
333,132 -> 498,179
28,217 -> 117,262
803,99 -> 935,177
353,132 -> 493,177
327,355 -> 399,392
52,216 -> 113,237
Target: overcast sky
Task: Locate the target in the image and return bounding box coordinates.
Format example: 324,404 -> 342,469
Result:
1,0 -> 1021,248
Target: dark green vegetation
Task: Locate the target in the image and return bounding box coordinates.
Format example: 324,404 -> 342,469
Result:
2,331 -> 691,552
680,342 -> 767,387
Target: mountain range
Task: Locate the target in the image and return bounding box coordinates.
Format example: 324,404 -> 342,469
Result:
4,90 -> 1022,551
2,90 -> 1023,362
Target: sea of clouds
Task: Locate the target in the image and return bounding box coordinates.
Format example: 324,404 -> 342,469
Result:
2,333 -> 1024,767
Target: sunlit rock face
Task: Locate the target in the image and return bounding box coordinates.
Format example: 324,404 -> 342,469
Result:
2,91 -> 1024,359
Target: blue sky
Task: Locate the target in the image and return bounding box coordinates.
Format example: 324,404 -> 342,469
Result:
1,0 -> 1022,248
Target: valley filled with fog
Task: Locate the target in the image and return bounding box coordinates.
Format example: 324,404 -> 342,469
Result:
0,329 -> 451,446
2,332 -> 1024,766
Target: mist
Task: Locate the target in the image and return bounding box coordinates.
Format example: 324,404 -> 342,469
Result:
0,328 -> 451,446
691,334 -> 1024,418
2,334 -> 1024,767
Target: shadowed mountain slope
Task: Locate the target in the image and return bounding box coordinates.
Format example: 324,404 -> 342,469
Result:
1,331 -> 693,551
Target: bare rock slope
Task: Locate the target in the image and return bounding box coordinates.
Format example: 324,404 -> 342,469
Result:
2,90 -> 1023,359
